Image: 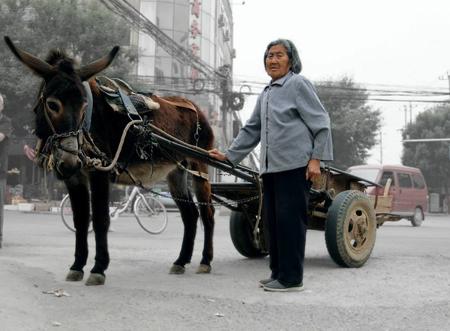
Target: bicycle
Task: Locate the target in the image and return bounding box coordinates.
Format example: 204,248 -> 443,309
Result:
60,186 -> 168,234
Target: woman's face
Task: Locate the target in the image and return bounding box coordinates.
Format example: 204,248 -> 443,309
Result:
265,44 -> 291,80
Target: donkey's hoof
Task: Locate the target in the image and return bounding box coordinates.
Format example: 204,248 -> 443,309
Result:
169,264 -> 185,274
196,264 -> 211,274
65,270 -> 84,282
85,273 -> 105,286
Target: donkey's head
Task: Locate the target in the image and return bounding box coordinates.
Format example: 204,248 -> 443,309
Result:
4,36 -> 119,179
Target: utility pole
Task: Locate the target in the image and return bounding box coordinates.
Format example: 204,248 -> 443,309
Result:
404,105 -> 408,127
409,102 -> 413,124
379,131 -> 383,164
438,71 -> 450,98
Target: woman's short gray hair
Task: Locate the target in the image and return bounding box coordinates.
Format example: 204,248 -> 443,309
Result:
264,39 -> 302,74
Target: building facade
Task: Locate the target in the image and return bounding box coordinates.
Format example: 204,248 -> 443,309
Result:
129,0 -> 235,152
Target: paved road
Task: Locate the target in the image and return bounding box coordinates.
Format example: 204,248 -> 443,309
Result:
0,210 -> 449,330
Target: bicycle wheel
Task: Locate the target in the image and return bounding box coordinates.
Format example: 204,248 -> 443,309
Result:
60,194 -> 93,233
134,195 -> 168,234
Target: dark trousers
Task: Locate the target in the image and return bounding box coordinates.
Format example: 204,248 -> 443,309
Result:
0,178 -> 5,248
262,167 -> 310,285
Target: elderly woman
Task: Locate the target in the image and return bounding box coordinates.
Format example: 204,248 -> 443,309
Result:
209,39 -> 333,292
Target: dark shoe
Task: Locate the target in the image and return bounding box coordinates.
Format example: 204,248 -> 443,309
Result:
258,278 -> 275,288
263,280 -> 304,292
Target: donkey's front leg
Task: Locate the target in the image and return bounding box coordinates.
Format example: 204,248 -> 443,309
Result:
65,174 -> 90,282
85,171 -> 110,286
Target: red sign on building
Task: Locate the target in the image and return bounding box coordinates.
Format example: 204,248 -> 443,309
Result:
191,0 -> 201,18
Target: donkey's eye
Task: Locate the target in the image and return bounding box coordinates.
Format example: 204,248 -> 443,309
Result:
46,99 -> 61,113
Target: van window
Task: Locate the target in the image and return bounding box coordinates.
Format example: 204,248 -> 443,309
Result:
398,173 -> 412,188
379,171 -> 395,186
412,174 -> 425,189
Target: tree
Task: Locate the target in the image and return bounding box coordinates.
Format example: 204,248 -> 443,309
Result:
0,0 -> 136,136
315,77 -> 381,169
402,105 -> 450,194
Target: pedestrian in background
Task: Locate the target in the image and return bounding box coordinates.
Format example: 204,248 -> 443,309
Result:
209,39 -> 333,292
0,94 -> 13,248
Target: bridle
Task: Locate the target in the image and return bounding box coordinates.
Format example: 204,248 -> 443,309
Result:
36,80 -> 90,174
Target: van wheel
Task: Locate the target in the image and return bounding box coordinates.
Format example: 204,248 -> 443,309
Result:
411,207 -> 424,227
325,190 -> 377,268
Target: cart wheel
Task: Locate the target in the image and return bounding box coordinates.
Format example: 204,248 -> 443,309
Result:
410,207 -> 424,227
325,190 -> 376,268
229,211 -> 268,258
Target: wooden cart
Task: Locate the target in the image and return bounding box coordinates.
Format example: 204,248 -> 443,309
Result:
151,130 -> 395,268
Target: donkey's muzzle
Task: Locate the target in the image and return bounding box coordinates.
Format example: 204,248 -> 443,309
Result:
53,136 -> 82,178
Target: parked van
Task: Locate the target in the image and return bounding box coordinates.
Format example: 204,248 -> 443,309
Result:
347,164 -> 428,226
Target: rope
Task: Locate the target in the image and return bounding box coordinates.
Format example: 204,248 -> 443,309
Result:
88,119 -> 143,171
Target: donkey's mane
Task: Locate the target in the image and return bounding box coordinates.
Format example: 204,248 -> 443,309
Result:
45,49 -> 76,74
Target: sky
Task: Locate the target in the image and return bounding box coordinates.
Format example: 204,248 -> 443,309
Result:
231,0 -> 450,165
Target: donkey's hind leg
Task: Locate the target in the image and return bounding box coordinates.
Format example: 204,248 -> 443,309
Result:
64,173 -> 90,282
191,161 -> 215,274
167,166 -> 199,274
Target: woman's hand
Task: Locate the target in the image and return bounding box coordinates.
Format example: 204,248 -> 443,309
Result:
208,148 -> 228,161
306,159 -> 321,180
23,144 -> 36,161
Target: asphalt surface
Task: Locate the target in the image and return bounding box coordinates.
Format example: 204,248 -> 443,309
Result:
0,209 -> 449,330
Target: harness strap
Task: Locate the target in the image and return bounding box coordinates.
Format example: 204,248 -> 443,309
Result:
82,82 -> 93,131
175,161 -> 209,181
87,119 -> 143,172
118,87 -> 141,119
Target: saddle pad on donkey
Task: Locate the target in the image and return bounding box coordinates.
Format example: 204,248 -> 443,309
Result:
95,76 -> 160,114
152,95 -> 197,113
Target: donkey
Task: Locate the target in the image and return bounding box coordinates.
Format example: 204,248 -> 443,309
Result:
4,37 -> 215,285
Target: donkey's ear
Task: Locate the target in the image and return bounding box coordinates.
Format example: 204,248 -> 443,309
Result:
4,36 -> 55,78
77,46 -> 120,81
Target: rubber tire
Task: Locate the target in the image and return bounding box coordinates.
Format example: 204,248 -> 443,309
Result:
411,207 -> 424,227
229,211 -> 267,258
325,190 -> 377,268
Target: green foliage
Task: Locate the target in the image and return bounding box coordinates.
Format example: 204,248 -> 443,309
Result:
0,0 -> 135,136
315,77 -> 381,169
402,105 -> 450,192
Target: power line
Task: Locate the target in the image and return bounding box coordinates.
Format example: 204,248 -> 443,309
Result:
403,138 -> 450,143
234,79 -> 449,96
99,0 -> 226,82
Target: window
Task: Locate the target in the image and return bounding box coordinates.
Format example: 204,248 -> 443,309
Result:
412,174 -> 425,189
202,12 -> 211,41
155,67 -> 165,85
138,56 -> 155,76
379,171 -> 395,186
156,46 -> 170,57
174,4 -> 189,32
174,31 -> 188,47
157,2 -> 174,30
201,39 -> 210,65
398,173 -> 412,188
